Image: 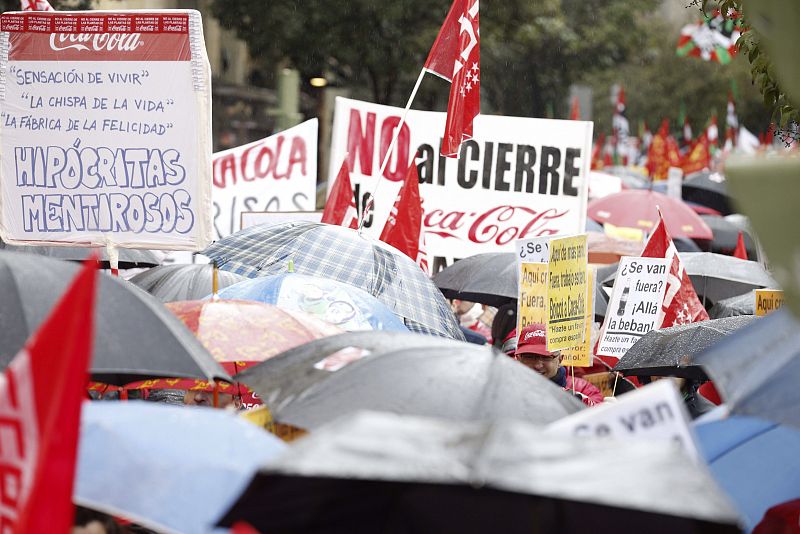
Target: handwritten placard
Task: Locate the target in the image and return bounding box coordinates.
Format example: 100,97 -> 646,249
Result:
547,234 -> 588,351
0,11 -> 212,250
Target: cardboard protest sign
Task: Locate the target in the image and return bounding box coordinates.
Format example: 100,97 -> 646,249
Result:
516,235 -> 551,264
517,262 -> 548,333
597,257 -> 670,358
212,119 -> 318,239
0,11 -> 213,250
754,289 -> 784,317
546,379 -> 701,461
561,269 -> 593,367
329,97 -> 592,271
547,234 -> 588,351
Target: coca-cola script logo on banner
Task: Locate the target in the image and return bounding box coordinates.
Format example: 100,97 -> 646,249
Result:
49,33 -> 144,52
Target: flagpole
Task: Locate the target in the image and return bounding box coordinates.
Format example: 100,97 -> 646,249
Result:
358,68 -> 426,233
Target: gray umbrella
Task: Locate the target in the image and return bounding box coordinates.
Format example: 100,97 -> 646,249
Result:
708,293 -> 755,319
235,331 -> 583,430
219,411 -> 741,533
698,215 -> 757,259
695,309 -> 800,429
612,316 -> 755,380
0,251 -> 230,386
203,222 -> 463,340
129,264 -> 247,303
682,171 -> 733,215
681,252 -> 777,304
0,240 -> 161,269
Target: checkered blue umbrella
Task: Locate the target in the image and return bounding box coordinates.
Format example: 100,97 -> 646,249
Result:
203,222 -> 463,340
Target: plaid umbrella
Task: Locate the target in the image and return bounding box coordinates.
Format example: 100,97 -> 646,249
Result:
204,222 -> 463,340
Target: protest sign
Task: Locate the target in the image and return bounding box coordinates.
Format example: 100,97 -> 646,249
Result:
0,11 -> 213,251
329,97 -> 592,270
517,262 -> 548,334
754,289 -> 784,317
547,234 -> 588,351
516,235 -> 551,264
212,119 -> 318,239
597,257 -> 670,358
561,269 -> 593,367
546,379 -> 701,461
240,210 -> 321,230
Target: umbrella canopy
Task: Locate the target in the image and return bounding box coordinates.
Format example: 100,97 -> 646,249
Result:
699,215 -> 757,259
75,401 -> 286,534
681,252 -> 777,304
708,293 -> 754,319
694,309 -> 800,429
682,171 -> 733,215
130,264 -> 247,302
0,240 -> 161,269
235,331 -> 584,431
216,273 -> 408,332
0,251 -> 229,386
203,222 -> 463,340
219,411 -> 741,533
612,316 -> 755,379
695,415 -> 800,532
588,190 -> 714,240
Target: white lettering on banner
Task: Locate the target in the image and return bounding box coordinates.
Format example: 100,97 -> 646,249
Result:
597,257 -> 670,357
329,97 -> 592,267
454,0 -> 478,77
49,33 -> 144,53
211,119 -> 317,239
545,380 -> 701,461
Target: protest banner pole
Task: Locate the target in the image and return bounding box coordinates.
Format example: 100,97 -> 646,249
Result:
358,68 -> 426,232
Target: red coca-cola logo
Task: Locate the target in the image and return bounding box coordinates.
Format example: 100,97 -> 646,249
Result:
49,32 -> 144,52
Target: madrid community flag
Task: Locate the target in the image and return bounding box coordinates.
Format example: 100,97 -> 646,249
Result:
424,0 -> 480,158
0,258 -> 97,533
379,161 -> 429,273
642,215 -> 708,328
20,0 -> 53,11
321,159 -> 359,229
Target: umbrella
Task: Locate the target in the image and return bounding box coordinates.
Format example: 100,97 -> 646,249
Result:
219,411 -> 741,533
203,222 -> 463,340
612,316 -> 755,379
75,401 -> 286,534
681,252 -> 777,304
0,239 -> 162,269
129,264 -> 247,302
682,171 -> 733,215
0,251 -> 229,386
699,215 -> 757,259
694,309 -> 800,429
587,190 -> 713,240
216,273 -> 408,332
709,293 -> 754,319
433,252 -> 609,319
235,331 -> 583,431
695,415 -> 800,532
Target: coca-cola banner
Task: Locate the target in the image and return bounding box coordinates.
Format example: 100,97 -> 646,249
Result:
212,119 -> 318,239
329,97 -> 592,270
0,10 -> 213,251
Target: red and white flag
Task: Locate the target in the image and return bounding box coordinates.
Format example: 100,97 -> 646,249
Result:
733,231 -> 748,260
0,259 -> 97,533
321,159 -> 359,229
20,0 -> 53,10
379,161 -> 429,273
642,215 -> 709,327
424,0 -> 480,158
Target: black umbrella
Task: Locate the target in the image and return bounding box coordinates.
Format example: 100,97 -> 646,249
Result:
0,240 -> 161,269
682,171 -> 733,215
698,215 -> 757,259
694,309 -> 800,430
0,251 -> 230,386
612,316 -> 755,380
219,411 -> 741,533
129,264 -> 247,303
708,293 -> 754,319
235,331 -> 583,430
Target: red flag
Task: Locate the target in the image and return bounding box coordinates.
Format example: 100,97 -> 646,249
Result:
379,161 -> 429,273
681,133 -> 711,175
569,96 -> 580,121
321,159 -> 359,229
1,259 -> 97,533
642,215 -> 709,327
733,231 -> 748,260
20,0 -> 53,10
591,133 -> 605,170
424,0 -> 480,158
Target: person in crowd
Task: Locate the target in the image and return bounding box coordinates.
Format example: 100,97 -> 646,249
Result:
639,376 -> 715,419
491,301 -> 517,350
452,299 -> 493,343
183,388 -> 242,409
514,323 -> 604,406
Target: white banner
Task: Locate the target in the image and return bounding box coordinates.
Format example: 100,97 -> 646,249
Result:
212,119 -> 318,239
0,10 -> 213,251
546,379 -> 701,461
329,97 -> 592,271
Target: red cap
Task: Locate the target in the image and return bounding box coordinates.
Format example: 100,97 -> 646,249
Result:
515,323 -> 556,356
